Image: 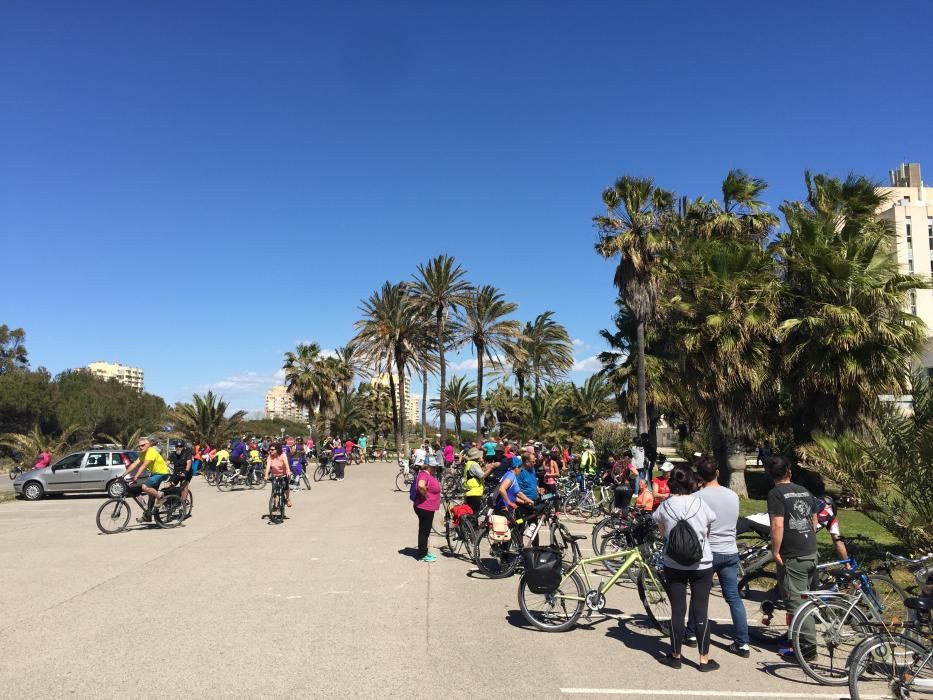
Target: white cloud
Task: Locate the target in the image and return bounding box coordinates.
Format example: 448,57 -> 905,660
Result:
571,355 -> 601,373
572,338 -> 586,348
190,370 -> 283,398
449,358 -> 479,371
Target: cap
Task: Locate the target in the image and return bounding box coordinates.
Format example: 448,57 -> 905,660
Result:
511,456 -> 523,469
466,447 -> 483,461
660,461 -> 674,472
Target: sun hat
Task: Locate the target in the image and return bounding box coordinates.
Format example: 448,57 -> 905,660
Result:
466,447 -> 483,461
660,461 -> 674,472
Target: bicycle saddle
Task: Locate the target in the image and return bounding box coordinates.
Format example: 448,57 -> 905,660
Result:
834,568 -> 864,583
905,597 -> 933,612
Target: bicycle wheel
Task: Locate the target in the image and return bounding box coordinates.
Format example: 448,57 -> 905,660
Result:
637,567 -> 672,635
445,515 -> 468,558
154,495 -> 185,528
740,569 -> 787,644
864,574 -> 908,626
590,514 -> 624,554
277,491 -> 286,521
314,465 -> 326,482
268,490 -> 282,522
217,474 -> 233,492
595,525 -> 634,574
459,518 -> 476,560
577,497 -> 596,520
183,489 -> 193,517
792,598 -> 872,685
518,566 -> 586,632
301,473 -> 311,491
473,528 -> 521,578
248,470 -> 264,490
848,633 -> 933,700
395,470 -> 410,492
96,498 -> 130,534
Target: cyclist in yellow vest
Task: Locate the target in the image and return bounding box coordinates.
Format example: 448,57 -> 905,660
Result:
580,440 -> 597,475
123,436 -> 171,523
463,447 -> 495,514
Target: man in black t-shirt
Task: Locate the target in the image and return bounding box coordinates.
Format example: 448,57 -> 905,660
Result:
169,442 -> 193,513
766,455 -> 818,660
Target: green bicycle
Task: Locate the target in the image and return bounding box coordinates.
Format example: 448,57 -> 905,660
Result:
518,545 -> 671,634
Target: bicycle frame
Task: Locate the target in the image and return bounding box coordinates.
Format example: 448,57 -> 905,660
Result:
556,547 -> 662,602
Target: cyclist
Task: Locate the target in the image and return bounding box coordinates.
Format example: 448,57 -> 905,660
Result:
463,447 -> 495,514
33,449 -> 52,470
230,436 -> 249,477
516,453 -> 543,503
496,456 -> 534,515
169,441 -> 193,515
263,442 -> 292,508
122,436 -> 171,523
580,440 -> 597,476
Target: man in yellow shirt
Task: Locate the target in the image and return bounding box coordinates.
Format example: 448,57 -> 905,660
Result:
123,436 -> 171,523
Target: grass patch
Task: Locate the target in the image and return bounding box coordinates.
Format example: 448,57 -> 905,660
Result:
0,491 -> 17,505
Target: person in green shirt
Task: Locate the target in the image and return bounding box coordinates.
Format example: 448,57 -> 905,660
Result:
358,434 -> 368,458
123,436 -> 171,523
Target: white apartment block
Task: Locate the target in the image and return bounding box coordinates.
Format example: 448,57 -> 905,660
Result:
265,385 -> 307,422
372,372 -> 420,425
877,162 -> 933,376
86,361 -> 144,392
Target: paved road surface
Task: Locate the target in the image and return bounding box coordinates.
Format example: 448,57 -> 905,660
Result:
0,463 -> 843,699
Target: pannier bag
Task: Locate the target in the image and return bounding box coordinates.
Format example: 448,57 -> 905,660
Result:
450,503 -> 474,527
489,514 -> 511,542
521,547 -> 563,594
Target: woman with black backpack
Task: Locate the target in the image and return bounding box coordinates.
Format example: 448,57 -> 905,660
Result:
651,464 -> 719,672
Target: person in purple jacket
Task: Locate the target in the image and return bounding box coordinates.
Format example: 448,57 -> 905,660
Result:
331,438 -> 348,481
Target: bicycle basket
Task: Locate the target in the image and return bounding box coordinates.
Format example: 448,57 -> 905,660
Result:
521,547 -> 563,594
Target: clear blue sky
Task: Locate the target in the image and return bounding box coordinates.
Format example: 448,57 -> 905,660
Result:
3,0 -> 932,415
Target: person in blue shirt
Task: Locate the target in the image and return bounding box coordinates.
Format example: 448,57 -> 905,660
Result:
496,456 -> 534,514
230,437 -> 249,476
516,453 -> 542,503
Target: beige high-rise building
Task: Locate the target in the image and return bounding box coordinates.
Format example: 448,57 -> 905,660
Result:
877,163 -> 933,376
86,361 -> 144,392
371,372 -> 419,425
264,385 -> 307,422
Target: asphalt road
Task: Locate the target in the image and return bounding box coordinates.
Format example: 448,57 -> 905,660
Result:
0,463 -> 846,699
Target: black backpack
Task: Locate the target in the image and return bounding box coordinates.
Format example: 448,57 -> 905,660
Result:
663,501 -> 703,566
521,547 -> 563,594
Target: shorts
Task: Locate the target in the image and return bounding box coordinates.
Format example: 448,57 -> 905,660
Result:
145,474 -> 169,489
824,517 -> 841,537
172,470 -> 191,484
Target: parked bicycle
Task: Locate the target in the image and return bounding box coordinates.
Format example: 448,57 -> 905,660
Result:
217,463 -> 264,491
95,477 -> 185,534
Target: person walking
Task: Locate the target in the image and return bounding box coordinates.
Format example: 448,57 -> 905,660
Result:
766,455 -> 819,662
652,464 -> 719,671
685,458 -> 749,657
413,459 -> 441,562
332,439 -> 348,481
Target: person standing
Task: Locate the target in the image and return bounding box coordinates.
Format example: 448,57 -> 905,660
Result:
358,433 -> 368,460
766,456 -> 819,662
651,460 -> 673,510
332,439 -> 348,481
516,453 -> 542,504
652,464 -> 719,671
442,440 -> 455,469
463,447 -> 494,514
757,440 -> 774,467
686,458 -> 749,657
413,460 -> 441,562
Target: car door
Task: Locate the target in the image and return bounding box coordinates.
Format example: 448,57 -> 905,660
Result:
81,452 -> 112,492
45,453 -> 86,492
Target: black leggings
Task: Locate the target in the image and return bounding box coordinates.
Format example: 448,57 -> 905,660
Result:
465,496 -> 483,515
414,506 -> 434,558
663,566 -> 715,655
334,460 -> 346,479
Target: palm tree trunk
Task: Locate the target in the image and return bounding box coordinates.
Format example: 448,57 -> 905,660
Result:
476,346 -> 485,435
708,404 -> 743,493
395,351 -> 410,457
454,412 -> 462,441
388,373 -> 400,452
635,319 -> 648,434
421,369 -> 427,443
517,374 -> 525,401
438,308 -> 447,443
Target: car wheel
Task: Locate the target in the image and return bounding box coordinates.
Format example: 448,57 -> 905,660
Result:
22,481 -> 45,501
107,479 -> 126,498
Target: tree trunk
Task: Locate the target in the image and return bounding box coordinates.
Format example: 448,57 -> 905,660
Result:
388,373 -> 400,453
454,413 -> 462,442
395,351 -> 410,458
728,449 -> 749,498
438,308 -> 447,444
421,369 -> 427,443
517,374 -> 525,401
476,346 -> 485,435
709,405 -> 732,490
635,320 -> 648,434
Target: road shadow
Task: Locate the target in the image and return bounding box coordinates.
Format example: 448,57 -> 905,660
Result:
606,621 -> 670,662
398,547 -> 421,559
754,659 -> 819,685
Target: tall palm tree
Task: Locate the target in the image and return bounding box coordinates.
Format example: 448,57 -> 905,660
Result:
564,375 -> 617,438
430,375 -> 476,440
172,391 -> 246,445
311,357 -> 344,437
595,176 -> 674,435
459,285 -> 522,434
282,342 -> 322,419
524,311 -> 574,397
411,255 -> 473,444
775,173 -> 929,443
353,281 -> 432,457
330,389 -> 365,438
333,343 -> 364,398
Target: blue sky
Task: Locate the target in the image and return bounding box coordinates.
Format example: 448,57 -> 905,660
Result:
3,0 -> 932,416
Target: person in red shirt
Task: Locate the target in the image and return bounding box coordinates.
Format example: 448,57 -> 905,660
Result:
651,460 -> 673,510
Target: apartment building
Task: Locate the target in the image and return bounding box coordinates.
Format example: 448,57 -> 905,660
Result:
86,361 -> 145,392
264,385 -> 307,422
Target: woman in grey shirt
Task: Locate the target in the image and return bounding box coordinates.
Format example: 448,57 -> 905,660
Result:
652,464 -> 719,671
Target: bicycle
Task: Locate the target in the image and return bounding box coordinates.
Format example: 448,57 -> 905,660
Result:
266,476 -> 289,523
249,460 -> 266,489
591,508 -> 663,580
9,464 -> 24,480
95,478 -> 185,534
847,596 -> 933,700
395,460 -> 415,491
517,543 -> 672,634
314,453 -> 337,482
217,463 -> 264,491
472,495 -> 583,579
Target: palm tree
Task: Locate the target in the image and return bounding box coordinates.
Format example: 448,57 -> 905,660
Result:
172,391 -> 246,445
430,375 -> 476,440
775,173 -> 929,443
524,311 -> 574,397
459,285 -> 522,434
353,281 -> 432,456
0,423 -> 88,463
334,343 -> 364,398
411,255 -> 473,444
595,176 -> 674,435
283,343 -> 322,419
330,390 -> 366,438
564,375 -> 617,438
311,357 -> 344,436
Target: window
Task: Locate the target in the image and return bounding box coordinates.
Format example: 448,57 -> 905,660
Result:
111,452 -> 129,466
86,452 -> 109,467
910,290 -> 917,315
928,217 -> 932,249
908,259 -> 914,273
906,217 -> 912,243
51,454 -> 83,470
